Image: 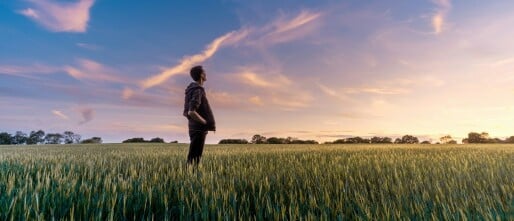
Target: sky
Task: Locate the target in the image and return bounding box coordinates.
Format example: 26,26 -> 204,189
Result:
1,0 -> 514,144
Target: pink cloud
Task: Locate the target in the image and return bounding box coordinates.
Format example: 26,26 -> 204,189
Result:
78,107 -> 94,124
64,59 -> 129,83
18,0 -> 95,33
431,0 -> 452,34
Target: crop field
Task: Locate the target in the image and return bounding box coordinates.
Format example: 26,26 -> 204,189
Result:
0,144 -> 513,220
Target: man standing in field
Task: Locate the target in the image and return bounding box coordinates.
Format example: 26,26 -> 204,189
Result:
183,65 -> 216,167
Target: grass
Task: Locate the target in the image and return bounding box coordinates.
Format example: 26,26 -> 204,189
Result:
0,143 -> 513,220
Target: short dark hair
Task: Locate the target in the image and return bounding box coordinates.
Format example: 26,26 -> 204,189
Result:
190,65 -> 204,81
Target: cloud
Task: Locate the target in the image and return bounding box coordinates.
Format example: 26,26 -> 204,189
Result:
0,63 -> 61,78
232,67 -> 292,88
63,59 -> 128,83
78,107 -> 94,124
18,0 -> 95,33
52,110 -> 69,120
1,59 -> 128,84
139,30 -> 249,90
431,0 -> 451,34
137,10 -> 321,91
121,87 -> 181,108
261,10 -> 323,44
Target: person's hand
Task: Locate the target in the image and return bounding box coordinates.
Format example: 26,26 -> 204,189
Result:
188,111 -> 207,125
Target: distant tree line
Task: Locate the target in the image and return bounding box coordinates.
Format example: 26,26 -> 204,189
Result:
0,130 -> 102,145
122,137 -> 178,143
219,132 -> 514,145
461,132 -> 514,144
219,135 -> 319,144
324,135 -> 422,144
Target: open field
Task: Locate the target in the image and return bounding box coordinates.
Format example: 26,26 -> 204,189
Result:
0,144 -> 513,220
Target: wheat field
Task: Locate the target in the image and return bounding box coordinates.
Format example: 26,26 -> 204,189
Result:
0,144 -> 513,220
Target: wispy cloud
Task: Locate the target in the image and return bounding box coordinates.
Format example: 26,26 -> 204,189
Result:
18,0 -> 95,33
261,10 -> 323,44
136,10 -> 321,92
64,59 -> 128,83
431,0 -> 451,34
1,59 -> 127,84
236,72 -> 291,88
138,30 -> 249,90
52,110 -> 69,120
0,63 -> 61,78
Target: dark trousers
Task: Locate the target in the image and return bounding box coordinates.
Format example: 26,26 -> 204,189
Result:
187,130 -> 208,166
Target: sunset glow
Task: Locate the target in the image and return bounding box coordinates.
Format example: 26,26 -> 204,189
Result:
1,1 -> 514,143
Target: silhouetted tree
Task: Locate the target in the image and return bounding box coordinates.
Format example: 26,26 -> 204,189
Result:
122,138 -> 146,143
331,139 -> 346,144
149,137 -> 165,143
400,135 -> 419,144
169,140 -> 179,144
394,138 -> 402,144
344,137 -> 370,144
439,135 -> 455,144
505,136 -> 514,143
290,139 -> 319,144
12,131 -> 28,145
251,134 -> 267,144
63,131 -> 81,144
45,133 -> 63,144
267,137 -> 287,144
467,132 -> 489,143
81,137 -> 102,144
0,132 -> 12,145
27,130 -> 45,145
219,139 -> 249,144
370,136 -> 392,144
421,141 -> 431,144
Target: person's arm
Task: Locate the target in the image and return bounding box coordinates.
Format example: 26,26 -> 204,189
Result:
188,110 -> 206,125
188,88 -> 207,125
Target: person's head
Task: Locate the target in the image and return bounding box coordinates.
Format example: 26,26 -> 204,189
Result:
190,65 -> 206,83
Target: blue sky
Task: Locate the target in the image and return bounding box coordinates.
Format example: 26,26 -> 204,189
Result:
1,0 -> 514,143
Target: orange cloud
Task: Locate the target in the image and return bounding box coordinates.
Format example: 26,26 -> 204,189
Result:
234,68 -> 292,88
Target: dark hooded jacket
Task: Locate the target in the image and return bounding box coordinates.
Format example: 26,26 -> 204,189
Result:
183,82 -> 215,131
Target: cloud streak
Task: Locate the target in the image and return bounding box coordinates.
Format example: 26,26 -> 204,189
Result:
431,0 -> 451,34
139,30 -> 249,90
0,64 -> 61,78
261,10 -> 322,44
52,110 -> 69,120
64,59 -> 128,83
136,10 -> 322,92
18,0 -> 95,33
